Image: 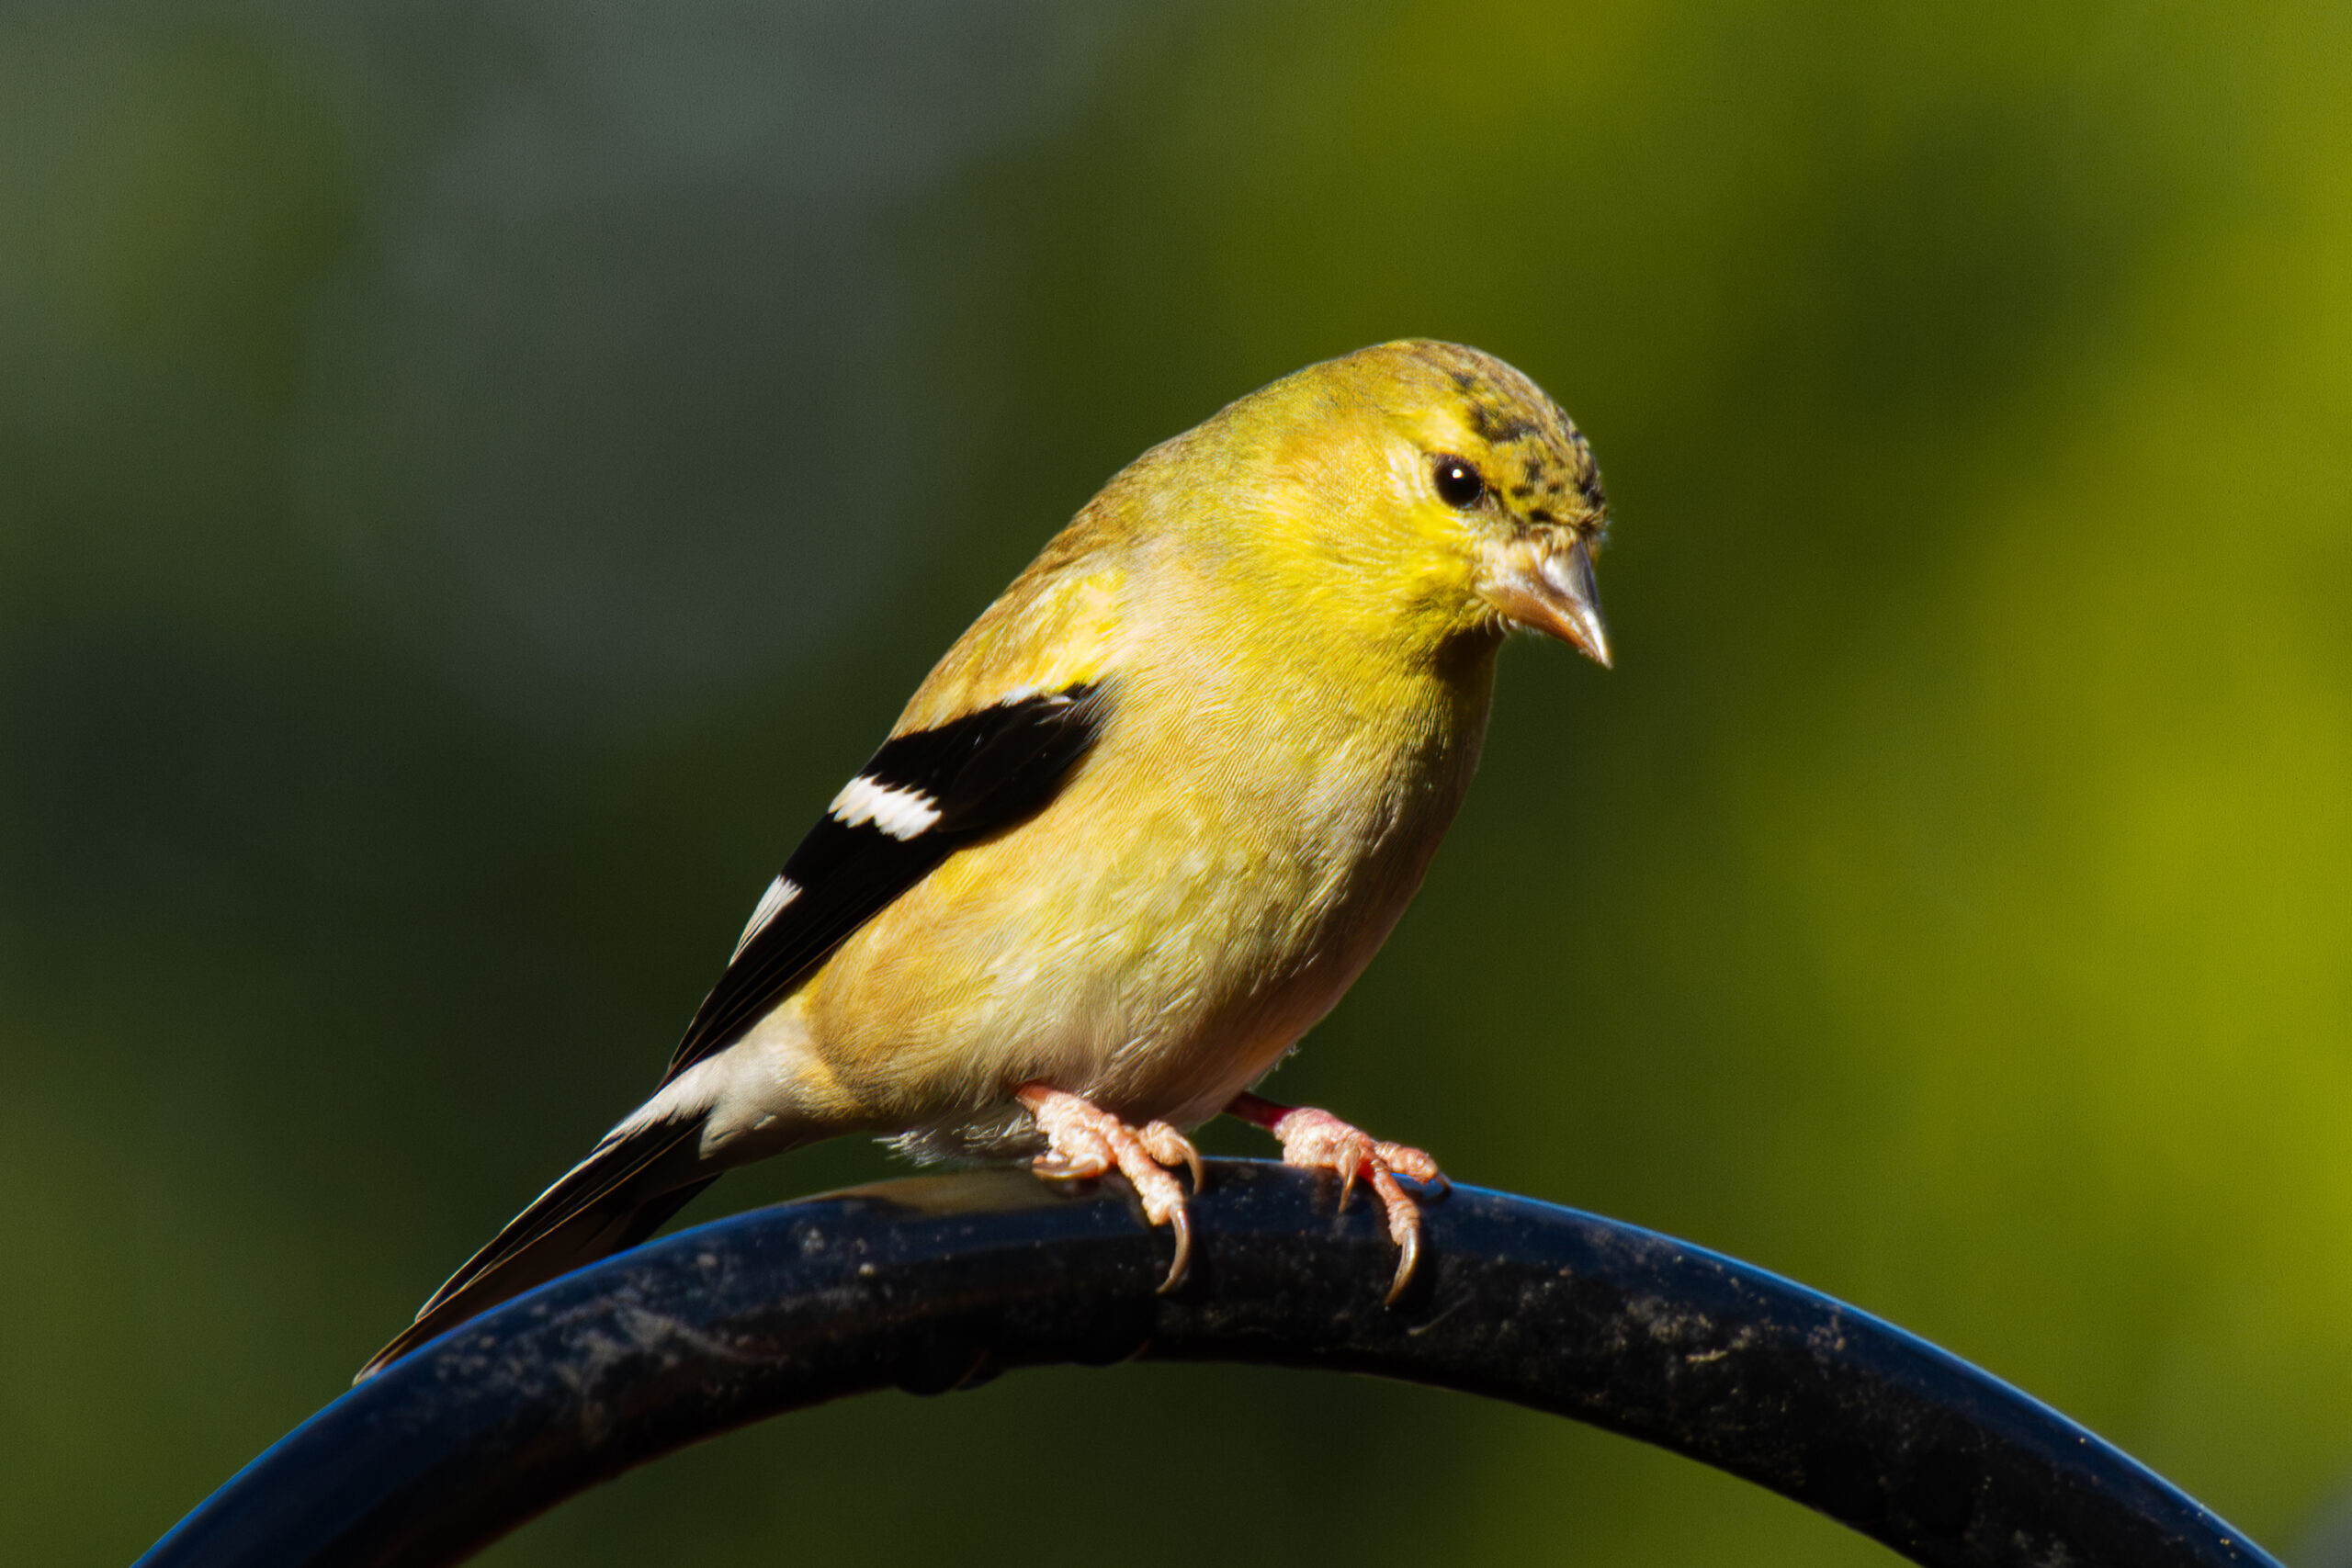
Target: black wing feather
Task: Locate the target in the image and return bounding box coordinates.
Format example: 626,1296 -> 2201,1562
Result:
664,682 -> 1104,1079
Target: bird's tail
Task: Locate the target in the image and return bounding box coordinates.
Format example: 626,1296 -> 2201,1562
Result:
355,1110 -> 719,1382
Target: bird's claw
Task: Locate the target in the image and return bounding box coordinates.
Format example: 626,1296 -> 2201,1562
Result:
1263,1106 -> 1442,1303
1017,1083 -> 1202,1292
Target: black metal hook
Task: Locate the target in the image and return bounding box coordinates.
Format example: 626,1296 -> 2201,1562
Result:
136,1160 -> 2280,1568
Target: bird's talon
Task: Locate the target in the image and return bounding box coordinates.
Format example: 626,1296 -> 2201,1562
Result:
1159,1203 -> 1193,1292
1247,1101 -> 1438,1307
1019,1083 -> 1202,1288
1385,1224 -> 1419,1305
1140,1120 -> 1206,1194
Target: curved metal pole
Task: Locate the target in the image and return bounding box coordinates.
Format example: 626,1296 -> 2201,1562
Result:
138,1161 -> 2278,1568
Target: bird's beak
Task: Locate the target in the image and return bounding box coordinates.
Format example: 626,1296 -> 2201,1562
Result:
1479,535 -> 1611,667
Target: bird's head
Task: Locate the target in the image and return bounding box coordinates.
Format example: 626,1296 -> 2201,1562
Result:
1223,340 -> 1612,669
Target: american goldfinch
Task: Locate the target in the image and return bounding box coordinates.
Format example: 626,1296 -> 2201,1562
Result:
358,339 -> 1611,1380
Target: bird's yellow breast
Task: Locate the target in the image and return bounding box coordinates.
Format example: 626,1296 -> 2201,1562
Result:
792,563 -> 1499,1153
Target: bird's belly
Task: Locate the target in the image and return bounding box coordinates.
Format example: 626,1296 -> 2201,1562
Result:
794,673 -> 1487,1160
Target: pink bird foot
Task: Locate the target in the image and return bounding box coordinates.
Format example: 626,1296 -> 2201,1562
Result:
1017,1083 -> 1205,1291
1227,1091 -> 1445,1303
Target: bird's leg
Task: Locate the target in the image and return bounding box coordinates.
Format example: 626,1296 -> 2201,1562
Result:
1226,1091 -> 1445,1303
1016,1084 -> 1204,1292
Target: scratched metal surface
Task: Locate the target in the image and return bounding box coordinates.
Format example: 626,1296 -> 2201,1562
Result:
137,1162 -> 2279,1568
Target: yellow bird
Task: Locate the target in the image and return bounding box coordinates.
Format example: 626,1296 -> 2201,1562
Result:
359,339 -> 1611,1380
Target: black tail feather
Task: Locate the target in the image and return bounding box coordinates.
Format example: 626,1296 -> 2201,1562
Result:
356,1117 -> 716,1381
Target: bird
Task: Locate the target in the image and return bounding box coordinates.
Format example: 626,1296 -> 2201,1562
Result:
357,338 -> 1611,1380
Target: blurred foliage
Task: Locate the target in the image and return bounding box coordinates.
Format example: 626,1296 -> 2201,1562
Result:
3,1 -> 2349,1564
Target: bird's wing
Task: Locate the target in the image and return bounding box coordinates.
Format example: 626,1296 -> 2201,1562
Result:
663,681 -> 1106,1080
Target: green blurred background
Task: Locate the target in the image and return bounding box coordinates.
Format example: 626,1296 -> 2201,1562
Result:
6,1 -> 2349,1562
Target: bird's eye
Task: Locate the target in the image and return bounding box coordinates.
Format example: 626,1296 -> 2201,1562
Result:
1432,456 -> 1485,508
